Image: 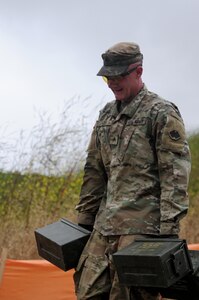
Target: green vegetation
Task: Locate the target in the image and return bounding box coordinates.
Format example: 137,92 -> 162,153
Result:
0,171 -> 83,225
188,133 -> 199,201
0,103 -> 199,258
0,170 -> 84,259
180,133 -> 199,243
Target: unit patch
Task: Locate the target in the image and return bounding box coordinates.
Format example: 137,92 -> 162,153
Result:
161,112 -> 185,153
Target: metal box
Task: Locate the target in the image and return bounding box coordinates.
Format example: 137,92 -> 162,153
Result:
113,239 -> 193,288
35,218 -> 91,271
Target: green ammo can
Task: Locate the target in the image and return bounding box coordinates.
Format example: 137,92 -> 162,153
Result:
113,238 -> 193,288
35,218 -> 91,271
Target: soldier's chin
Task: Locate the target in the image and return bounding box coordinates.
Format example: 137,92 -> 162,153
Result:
115,96 -> 125,101
114,92 -> 125,101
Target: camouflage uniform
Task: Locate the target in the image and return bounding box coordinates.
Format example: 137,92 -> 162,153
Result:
77,85 -> 190,236
74,43 -> 191,300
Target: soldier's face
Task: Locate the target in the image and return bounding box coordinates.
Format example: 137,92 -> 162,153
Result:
107,64 -> 142,101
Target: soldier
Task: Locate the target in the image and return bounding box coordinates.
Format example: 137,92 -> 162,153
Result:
74,42 -> 191,300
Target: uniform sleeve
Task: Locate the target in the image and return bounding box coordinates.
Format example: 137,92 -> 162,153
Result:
75,124 -> 107,226
155,105 -> 191,235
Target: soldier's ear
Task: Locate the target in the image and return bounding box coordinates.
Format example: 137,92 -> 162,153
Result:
136,66 -> 143,78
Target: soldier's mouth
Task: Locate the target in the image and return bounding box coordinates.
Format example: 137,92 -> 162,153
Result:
112,88 -> 123,93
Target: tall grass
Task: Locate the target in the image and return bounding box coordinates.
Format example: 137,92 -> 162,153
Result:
0,171 -> 83,259
0,97 -> 91,259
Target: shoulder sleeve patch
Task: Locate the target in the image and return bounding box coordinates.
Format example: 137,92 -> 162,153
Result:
160,112 -> 186,153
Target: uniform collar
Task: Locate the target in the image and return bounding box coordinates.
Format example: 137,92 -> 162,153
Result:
112,84 -> 148,120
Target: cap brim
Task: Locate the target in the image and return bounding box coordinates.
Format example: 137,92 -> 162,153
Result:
97,65 -> 128,77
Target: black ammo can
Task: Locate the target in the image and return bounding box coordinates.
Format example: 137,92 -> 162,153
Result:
113,239 -> 193,288
35,218 -> 91,271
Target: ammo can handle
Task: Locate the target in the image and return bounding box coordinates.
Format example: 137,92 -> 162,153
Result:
172,248 -> 185,275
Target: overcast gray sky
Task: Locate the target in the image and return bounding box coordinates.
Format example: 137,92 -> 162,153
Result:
1,0 -> 199,141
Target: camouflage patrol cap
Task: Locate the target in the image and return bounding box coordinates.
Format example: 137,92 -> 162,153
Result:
97,42 -> 143,77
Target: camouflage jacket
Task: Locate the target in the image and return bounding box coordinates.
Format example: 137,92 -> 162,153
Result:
76,85 -> 191,236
